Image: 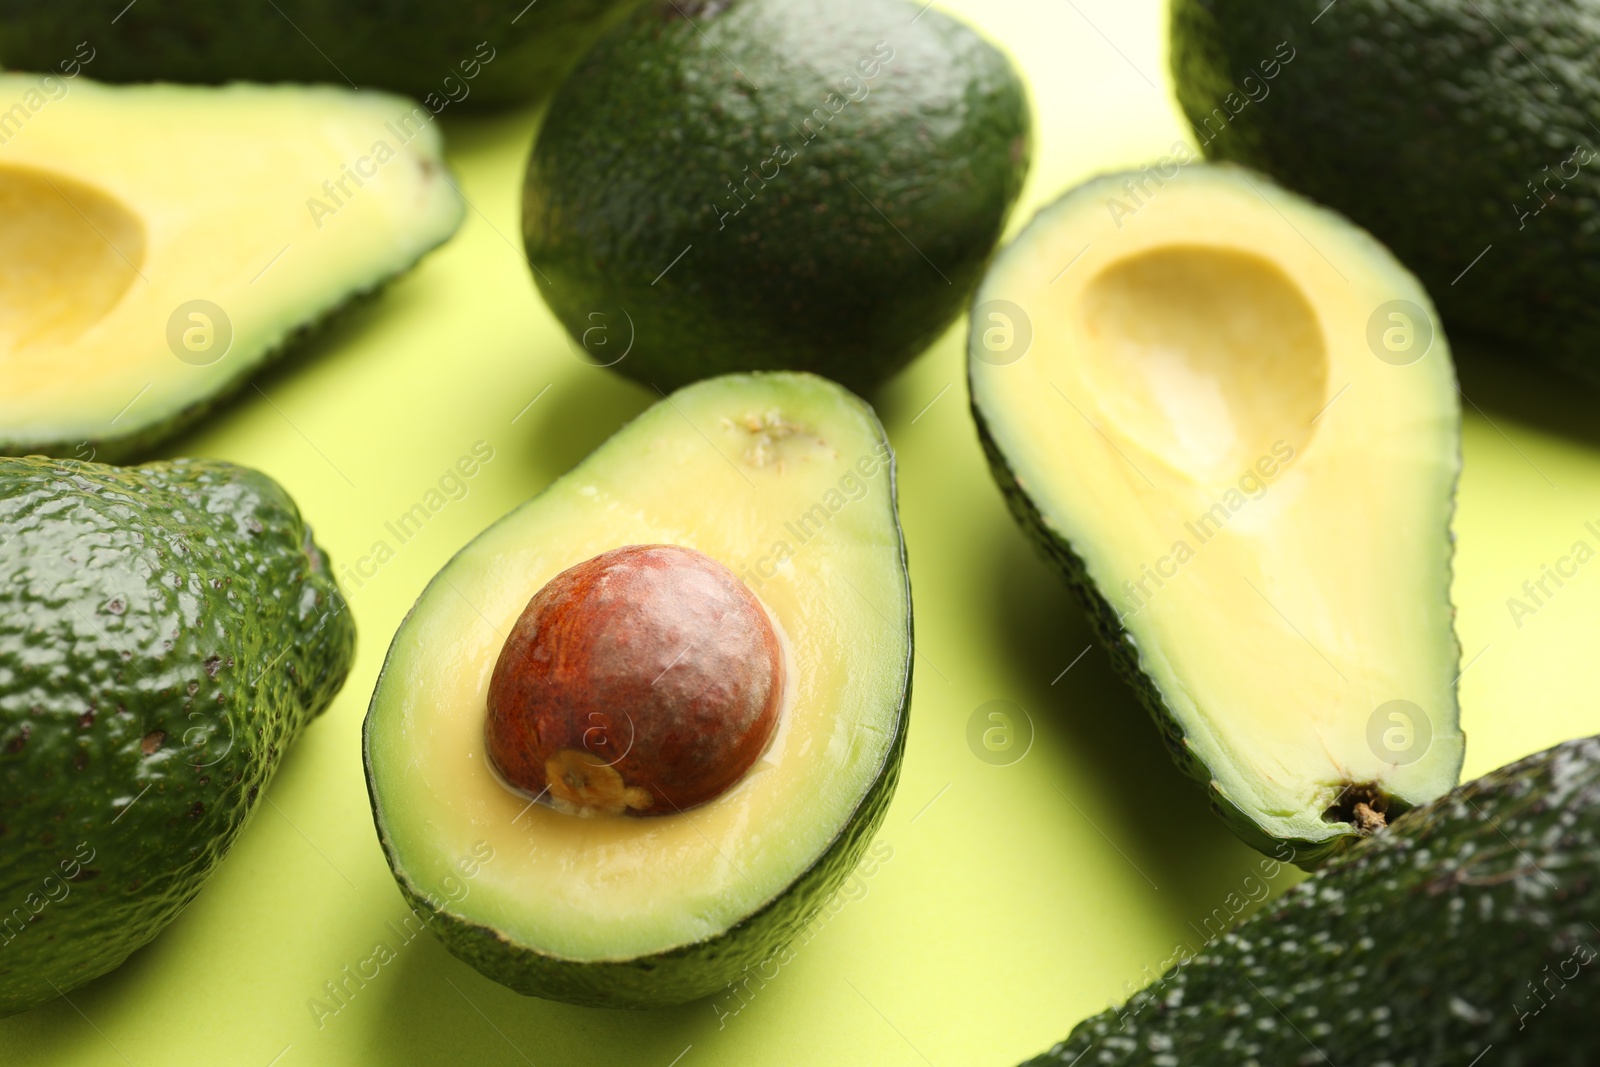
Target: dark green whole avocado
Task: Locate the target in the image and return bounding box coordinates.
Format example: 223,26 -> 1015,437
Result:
1027,735 -> 1600,1066
522,0 -> 1031,392
0,0 -> 642,106
1171,0 -> 1600,383
0,456 -> 354,1016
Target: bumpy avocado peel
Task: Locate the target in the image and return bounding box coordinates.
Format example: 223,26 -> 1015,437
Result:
1028,735 -> 1600,1066
0,456 -> 354,1016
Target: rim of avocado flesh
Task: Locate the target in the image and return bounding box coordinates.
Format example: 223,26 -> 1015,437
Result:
0,76 -> 463,461
969,161 -> 1463,866
363,372 -> 911,1007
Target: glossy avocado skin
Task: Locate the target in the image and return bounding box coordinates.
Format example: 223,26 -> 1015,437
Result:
1171,0 -> 1600,382
523,0 -> 1031,393
0,457 -> 354,1016
0,0 -> 641,106
1027,735 -> 1600,1067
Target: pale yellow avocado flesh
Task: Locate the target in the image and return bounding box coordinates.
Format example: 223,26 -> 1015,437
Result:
971,164 -> 1462,850
0,75 -> 462,457
365,374 -> 909,961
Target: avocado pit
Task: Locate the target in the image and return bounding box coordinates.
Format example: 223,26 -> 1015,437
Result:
485,543 -> 782,816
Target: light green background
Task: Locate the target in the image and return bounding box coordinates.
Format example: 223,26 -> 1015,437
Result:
4,1 -> 1598,1064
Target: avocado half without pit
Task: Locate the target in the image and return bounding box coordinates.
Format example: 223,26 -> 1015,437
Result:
970,162 -> 1464,867
0,76 -> 463,461
363,372 -> 911,1008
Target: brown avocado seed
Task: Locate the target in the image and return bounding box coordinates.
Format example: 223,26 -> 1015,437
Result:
485,544 -> 783,816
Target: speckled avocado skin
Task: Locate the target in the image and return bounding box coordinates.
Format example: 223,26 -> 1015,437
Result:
1171,0 -> 1600,382
522,0 -> 1031,393
1027,735 -> 1600,1067
0,456 -> 354,1016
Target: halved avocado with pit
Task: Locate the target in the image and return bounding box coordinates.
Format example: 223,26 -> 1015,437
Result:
363,372 -> 911,1007
970,162 -> 1463,867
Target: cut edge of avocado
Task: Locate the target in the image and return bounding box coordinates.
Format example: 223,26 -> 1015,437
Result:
366,708 -> 908,1006
58,280 -> 416,465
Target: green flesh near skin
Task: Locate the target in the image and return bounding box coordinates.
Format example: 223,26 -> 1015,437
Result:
363,372 -> 912,1007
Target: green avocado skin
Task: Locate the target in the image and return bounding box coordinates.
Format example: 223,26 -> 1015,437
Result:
0,457 -> 354,1016
523,0 -> 1031,394
1027,735 -> 1600,1067
1171,0 -> 1600,381
0,0 -> 642,105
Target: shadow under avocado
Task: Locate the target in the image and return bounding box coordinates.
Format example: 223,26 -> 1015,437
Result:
0,703 -> 340,1058
1452,338 -> 1600,450
143,102 -> 546,470
517,363 -> 654,487
984,518 -> 1259,907
437,99 -> 548,167
146,276 -> 407,466
368,931 -> 716,1067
